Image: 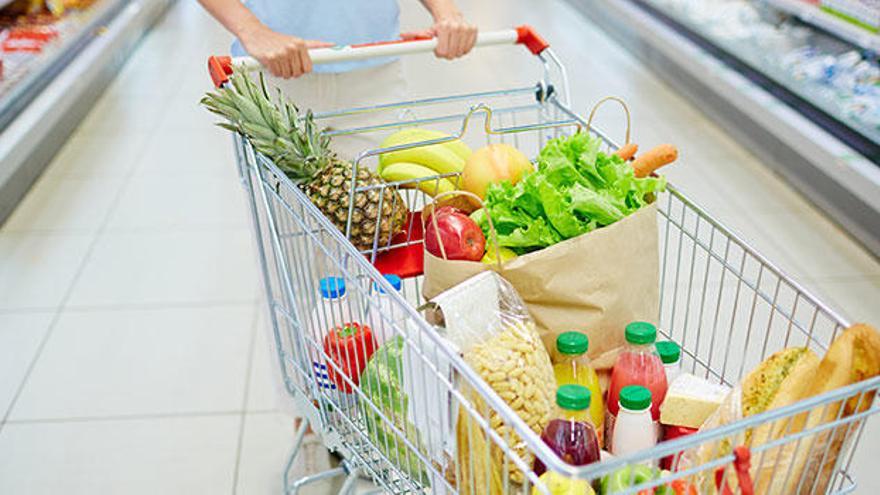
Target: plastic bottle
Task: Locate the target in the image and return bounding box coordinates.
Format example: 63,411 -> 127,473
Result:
606,322 -> 668,445
372,274 -> 403,347
610,385 -> 657,462
656,340 -> 682,386
534,384 -> 601,477
553,332 -> 605,443
311,277 -> 353,403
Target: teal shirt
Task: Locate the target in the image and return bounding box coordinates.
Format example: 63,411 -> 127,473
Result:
232,0 -> 400,73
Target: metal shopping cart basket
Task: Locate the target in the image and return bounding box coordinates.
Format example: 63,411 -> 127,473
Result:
207,26 -> 880,494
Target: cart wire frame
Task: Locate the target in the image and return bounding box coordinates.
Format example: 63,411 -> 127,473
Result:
218,36 -> 878,495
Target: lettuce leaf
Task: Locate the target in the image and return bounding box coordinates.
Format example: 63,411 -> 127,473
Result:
475,132 -> 666,251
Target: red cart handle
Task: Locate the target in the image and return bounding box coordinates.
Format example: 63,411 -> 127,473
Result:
715,446 -> 755,495
208,25 -> 549,87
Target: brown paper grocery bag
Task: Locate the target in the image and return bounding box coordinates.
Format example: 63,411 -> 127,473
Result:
423,202 -> 659,370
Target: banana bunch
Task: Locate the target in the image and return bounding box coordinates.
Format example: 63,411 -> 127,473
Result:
378,128 -> 472,197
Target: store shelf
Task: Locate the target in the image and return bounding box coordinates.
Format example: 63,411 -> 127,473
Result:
635,0 -> 880,160
760,0 -> 880,51
567,0 -> 880,256
0,0 -> 173,223
0,0 -> 131,130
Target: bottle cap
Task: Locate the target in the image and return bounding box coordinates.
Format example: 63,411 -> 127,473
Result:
319,277 -> 346,299
375,274 -> 402,294
625,321 -> 657,345
556,331 -> 589,355
556,384 -> 591,411
619,385 -> 652,411
656,340 -> 681,364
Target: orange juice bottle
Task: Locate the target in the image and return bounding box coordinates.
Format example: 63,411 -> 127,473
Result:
553,331 -> 604,443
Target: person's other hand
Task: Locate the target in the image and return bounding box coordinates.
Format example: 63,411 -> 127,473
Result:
402,14 -> 477,60
240,25 -> 333,78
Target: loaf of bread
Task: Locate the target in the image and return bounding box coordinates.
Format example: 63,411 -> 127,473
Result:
789,324 -> 880,494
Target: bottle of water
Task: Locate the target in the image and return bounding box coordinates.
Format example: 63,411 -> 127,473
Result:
311,276 -> 352,407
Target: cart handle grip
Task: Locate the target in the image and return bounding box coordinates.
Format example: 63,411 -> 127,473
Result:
208,25 -> 549,87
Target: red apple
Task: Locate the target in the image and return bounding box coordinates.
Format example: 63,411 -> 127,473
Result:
425,208 -> 485,261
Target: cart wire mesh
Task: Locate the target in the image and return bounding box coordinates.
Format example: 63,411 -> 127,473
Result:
226,51 -> 879,495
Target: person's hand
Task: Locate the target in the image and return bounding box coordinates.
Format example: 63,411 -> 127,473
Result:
402,14 -> 477,60
239,24 -> 332,79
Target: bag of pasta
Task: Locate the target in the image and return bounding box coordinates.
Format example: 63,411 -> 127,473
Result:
430,271 -> 556,493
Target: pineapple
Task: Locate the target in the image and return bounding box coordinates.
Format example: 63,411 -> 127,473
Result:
201,70 -> 407,251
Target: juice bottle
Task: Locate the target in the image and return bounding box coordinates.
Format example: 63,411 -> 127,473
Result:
534,384 -> 601,477
656,340 -> 682,386
606,322 -> 667,445
610,385 -> 657,463
553,331 -> 605,443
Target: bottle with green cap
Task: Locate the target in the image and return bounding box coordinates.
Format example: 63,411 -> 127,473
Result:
605,322 -> 668,446
534,384 -> 601,476
656,340 -> 682,385
610,385 -> 657,460
553,332 -> 605,443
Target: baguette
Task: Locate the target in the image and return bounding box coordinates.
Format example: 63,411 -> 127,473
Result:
689,348 -> 819,494
789,324 -> 880,494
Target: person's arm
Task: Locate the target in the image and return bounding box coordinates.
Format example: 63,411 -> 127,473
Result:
197,0 -> 330,78
404,0 -> 477,59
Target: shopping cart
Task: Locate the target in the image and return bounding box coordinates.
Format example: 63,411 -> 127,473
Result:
207,26 -> 880,495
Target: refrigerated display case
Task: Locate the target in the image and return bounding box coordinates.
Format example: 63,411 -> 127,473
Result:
0,0 -> 172,223
636,0 -> 879,160
568,0 -> 880,256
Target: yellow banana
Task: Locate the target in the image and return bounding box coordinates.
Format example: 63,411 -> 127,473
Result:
379,128 -> 471,174
380,162 -> 457,197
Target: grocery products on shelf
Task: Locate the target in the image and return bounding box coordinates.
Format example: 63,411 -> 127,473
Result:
643,0 -> 880,144
553,332 -> 605,441
534,384 -> 601,477
0,0 -> 102,103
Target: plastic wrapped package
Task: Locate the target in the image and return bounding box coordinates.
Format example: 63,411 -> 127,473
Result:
431,272 -> 556,492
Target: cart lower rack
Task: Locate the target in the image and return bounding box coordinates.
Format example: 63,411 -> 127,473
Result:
209,26 -> 880,495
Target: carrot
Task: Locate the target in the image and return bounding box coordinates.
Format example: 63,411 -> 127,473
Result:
615,142 -> 639,161
632,144 -> 678,177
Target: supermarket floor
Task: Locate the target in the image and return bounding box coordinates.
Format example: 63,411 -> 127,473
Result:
1,0 -> 879,493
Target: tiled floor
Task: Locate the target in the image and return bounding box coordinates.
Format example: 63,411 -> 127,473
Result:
1,0 -> 878,493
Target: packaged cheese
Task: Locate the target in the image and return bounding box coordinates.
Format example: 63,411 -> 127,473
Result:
659,373 -> 729,429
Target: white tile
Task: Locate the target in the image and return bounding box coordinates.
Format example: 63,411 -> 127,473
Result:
809,277 -> 880,326
74,89 -> 168,137
104,174 -> 249,232
0,233 -> 93,311
0,415 -> 239,495
3,176 -> 125,233
760,211 -> 880,281
66,229 -> 259,308
236,412 -> 349,495
9,305 -> 254,420
247,308 -> 285,412
132,127 -> 237,179
0,313 -> 55,418
43,133 -> 148,179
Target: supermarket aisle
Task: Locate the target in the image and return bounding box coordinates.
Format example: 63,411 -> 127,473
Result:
0,0 -> 878,494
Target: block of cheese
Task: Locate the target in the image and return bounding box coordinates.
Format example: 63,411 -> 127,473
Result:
660,373 -> 730,428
